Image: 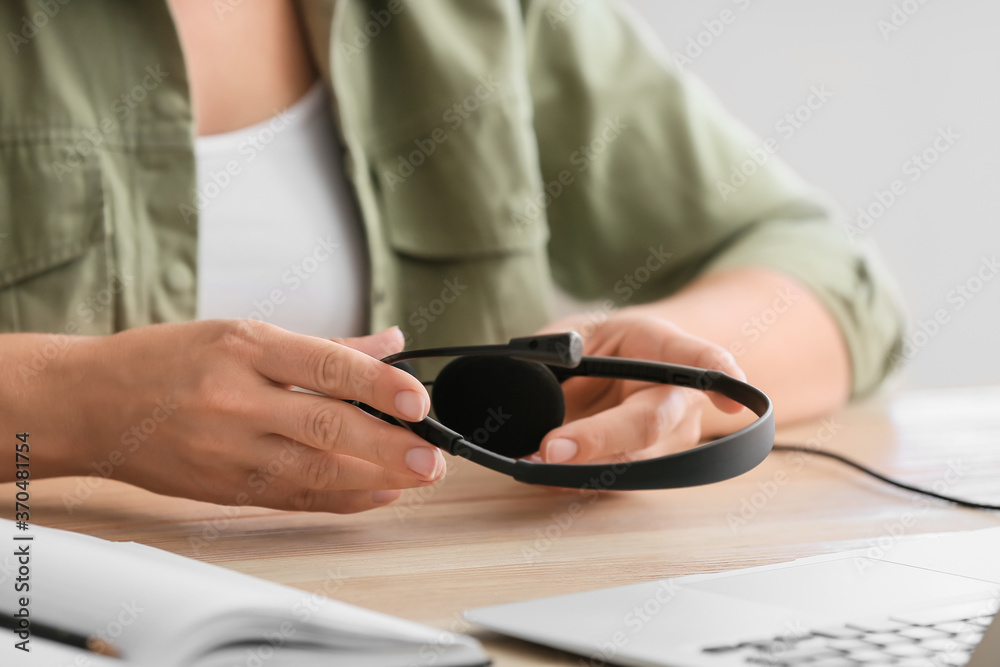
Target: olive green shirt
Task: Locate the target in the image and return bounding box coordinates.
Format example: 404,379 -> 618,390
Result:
0,0 -> 904,396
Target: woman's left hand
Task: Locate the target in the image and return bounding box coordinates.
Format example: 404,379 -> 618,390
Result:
534,311 -> 748,464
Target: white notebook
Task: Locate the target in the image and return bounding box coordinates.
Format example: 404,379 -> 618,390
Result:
0,519 -> 487,667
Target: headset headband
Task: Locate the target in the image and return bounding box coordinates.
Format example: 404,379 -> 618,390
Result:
381,333 -> 774,490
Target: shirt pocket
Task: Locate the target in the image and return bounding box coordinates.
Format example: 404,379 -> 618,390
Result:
366,99 -> 550,260
0,141 -> 116,335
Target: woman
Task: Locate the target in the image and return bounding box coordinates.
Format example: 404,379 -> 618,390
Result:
0,0 -> 903,513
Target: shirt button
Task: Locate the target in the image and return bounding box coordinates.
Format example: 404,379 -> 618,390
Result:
153,87 -> 187,119
164,261 -> 194,292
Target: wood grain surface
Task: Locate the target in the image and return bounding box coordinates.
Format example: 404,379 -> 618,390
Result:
4,386 -> 1000,665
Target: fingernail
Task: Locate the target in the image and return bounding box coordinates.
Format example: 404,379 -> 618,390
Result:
372,489 -> 401,505
545,438 -> 578,463
395,390 -> 427,421
405,447 -> 442,480
376,326 -> 405,355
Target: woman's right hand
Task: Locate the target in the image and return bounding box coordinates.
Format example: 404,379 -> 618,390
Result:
53,320 -> 444,513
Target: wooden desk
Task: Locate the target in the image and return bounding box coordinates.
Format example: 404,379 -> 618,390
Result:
5,386 -> 1000,665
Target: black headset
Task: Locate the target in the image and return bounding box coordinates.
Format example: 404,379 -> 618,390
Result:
372,332 -> 773,490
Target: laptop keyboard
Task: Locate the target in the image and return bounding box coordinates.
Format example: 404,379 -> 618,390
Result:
701,597 -> 998,666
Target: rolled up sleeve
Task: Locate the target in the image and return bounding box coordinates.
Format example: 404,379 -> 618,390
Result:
523,0 -> 905,397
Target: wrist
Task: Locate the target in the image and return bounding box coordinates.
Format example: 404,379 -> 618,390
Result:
41,334 -> 110,478
0,334 -> 95,479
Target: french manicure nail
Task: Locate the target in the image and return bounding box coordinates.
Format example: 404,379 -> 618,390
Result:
394,390 -> 427,421
372,489 -> 402,505
405,447 -> 441,480
545,438 -> 578,463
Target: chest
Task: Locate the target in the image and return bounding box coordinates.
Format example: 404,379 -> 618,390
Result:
165,0 -> 317,135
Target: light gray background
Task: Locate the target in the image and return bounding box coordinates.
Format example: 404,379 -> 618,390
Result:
619,0 -> 1000,389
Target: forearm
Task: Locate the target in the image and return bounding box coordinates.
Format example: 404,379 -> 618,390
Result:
2,321 -> 442,514
631,267 -> 851,435
0,333 -> 94,480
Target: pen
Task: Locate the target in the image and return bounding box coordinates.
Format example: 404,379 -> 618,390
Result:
1,613 -> 121,658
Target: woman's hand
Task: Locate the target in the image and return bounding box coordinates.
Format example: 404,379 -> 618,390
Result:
62,320 -> 444,513
534,311 -> 748,465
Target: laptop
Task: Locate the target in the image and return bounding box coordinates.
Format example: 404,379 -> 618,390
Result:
466,527 -> 1000,666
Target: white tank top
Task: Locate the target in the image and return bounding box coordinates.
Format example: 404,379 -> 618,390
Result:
194,82 -> 368,338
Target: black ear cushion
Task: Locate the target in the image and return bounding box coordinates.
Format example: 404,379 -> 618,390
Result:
431,356 -> 565,459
